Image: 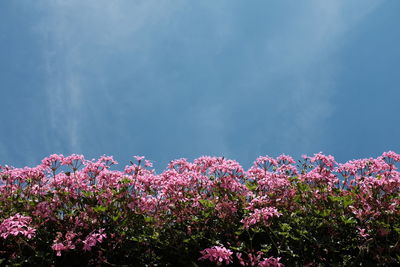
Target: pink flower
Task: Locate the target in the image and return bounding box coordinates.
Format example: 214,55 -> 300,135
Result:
309,152 -> 336,169
82,229 -> 106,251
236,252 -> 245,266
276,154 -> 295,165
41,154 -> 64,171
51,231 -> 78,256
241,207 -> 282,229
62,154 -> 84,165
253,156 -> 278,171
133,156 -> 145,162
0,214 -> 36,240
259,256 -> 284,267
357,227 -> 369,239
381,151 -> 400,163
99,155 -> 118,166
51,243 -> 66,256
199,245 -> 233,265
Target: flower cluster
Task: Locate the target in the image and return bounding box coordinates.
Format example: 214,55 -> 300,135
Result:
82,229 -> 107,252
0,214 -> 36,239
0,152 -> 399,266
259,256 -> 284,267
199,246 -> 233,265
52,231 -> 78,256
241,207 -> 282,229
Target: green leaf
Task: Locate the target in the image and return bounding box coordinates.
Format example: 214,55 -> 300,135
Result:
112,213 -> 121,222
119,178 -> 131,185
316,209 -> 331,217
343,196 -> 354,207
280,223 -> 292,231
245,181 -> 258,191
93,205 -> 107,213
82,190 -> 93,197
144,216 -> 154,223
234,230 -> 244,236
328,195 -> 341,202
340,215 -> 356,225
199,199 -> 215,208
260,243 -> 272,253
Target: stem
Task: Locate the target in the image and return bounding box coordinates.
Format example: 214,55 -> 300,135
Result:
246,229 -> 253,251
268,226 -> 280,254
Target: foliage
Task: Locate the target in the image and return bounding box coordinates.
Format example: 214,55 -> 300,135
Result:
0,152 -> 399,266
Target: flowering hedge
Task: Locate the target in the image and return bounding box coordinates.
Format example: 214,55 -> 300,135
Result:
0,152 -> 399,266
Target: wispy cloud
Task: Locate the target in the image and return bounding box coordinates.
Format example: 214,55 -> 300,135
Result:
37,0 -> 183,155
32,0 -> 383,167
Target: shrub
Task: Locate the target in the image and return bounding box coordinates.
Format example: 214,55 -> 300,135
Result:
0,152 -> 399,266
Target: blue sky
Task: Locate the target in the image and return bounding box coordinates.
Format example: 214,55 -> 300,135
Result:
1,0 -> 399,171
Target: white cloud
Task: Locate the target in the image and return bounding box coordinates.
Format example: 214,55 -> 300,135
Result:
32,0 -> 384,164
36,0 -> 184,153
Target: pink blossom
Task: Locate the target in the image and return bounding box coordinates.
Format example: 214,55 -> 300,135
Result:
99,155 -> 118,166
1,152 -> 399,265
253,156 -> 278,171
381,151 -> 400,165
51,231 -> 77,254
357,227 -> 369,239
82,229 -> 106,251
0,214 -> 36,240
133,156 -> 145,162
276,154 -> 295,165
51,243 -> 66,256
41,154 -> 64,171
309,152 -> 336,169
259,256 -> 284,267
199,245 -> 233,265
62,154 -> 85,166
144,160 -> 153,168
236,252 -> 245,266
168,158 -> 193,173
241,207 -> 281,229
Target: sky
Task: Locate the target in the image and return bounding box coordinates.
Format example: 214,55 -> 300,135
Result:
1,0 -> 399,171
